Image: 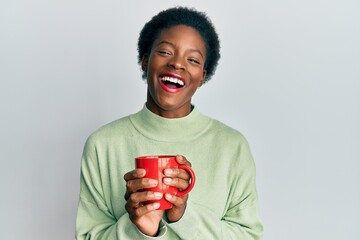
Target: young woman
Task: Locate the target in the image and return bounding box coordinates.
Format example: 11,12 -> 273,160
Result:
76,7 -> 263,239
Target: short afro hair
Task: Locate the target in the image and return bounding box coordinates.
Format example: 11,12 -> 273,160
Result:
137,6 -> 221,83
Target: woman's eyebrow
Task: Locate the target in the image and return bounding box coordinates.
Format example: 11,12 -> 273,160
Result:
156,40 -> 175,47
156,41 -> 205,59
190,49 -> 205,59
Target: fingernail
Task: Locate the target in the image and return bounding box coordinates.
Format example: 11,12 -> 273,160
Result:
149,179 -> 158,185
153,203 -> 160,209
164,169 -> 173,175
154,192 -> 163,199
137,169 -> 146,176
165,193 -> 172,200
163,178 -> 171,184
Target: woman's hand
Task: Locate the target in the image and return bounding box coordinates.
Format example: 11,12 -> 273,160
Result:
123,169 -> 164,236
164,155 -> 193,222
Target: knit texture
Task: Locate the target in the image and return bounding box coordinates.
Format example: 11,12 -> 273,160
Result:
76,105 -> 263,239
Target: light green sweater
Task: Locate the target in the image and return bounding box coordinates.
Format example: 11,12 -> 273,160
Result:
76,105 -> 263,239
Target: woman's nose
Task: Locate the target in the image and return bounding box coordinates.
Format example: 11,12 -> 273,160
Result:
168,56 -> 185,70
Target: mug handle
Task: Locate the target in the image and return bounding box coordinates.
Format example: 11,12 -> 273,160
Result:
176,165 -> 196,196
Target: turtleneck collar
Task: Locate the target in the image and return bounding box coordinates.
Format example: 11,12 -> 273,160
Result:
129,104 -> 212,142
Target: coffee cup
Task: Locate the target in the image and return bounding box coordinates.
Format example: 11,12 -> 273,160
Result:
135,155 -> 196,210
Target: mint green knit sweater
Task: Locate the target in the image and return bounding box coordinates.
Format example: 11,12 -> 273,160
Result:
76,105 -> 263,239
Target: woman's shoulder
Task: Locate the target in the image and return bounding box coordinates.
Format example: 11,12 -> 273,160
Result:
206,117 -> 249,144
86,114 -> 133,143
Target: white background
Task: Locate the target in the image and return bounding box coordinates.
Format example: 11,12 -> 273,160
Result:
1,0 -> 359,239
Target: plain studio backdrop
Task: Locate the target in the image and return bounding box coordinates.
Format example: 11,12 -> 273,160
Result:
1,0 -> 359,239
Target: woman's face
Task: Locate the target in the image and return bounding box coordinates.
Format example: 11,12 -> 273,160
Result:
142,25 -> 207,118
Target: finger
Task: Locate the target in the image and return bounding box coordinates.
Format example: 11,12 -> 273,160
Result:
123,169 -> 146,181
124,188 -> 160,201
163,177 -> 190,191
124,191 -> 131,201
164,168 -> 190,180
164,193 -> 188,207
127,191 -> 163,206
175,155 -> 192,167
125,200 -> 161,217
126,178 -> 158,193
129,202 -> 161,219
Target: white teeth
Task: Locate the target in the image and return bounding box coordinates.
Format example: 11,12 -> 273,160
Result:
161,76 -> 184,86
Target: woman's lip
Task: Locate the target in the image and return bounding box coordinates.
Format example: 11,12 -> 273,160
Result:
158,72 -> 186,93
159,79 -> 183,93
161,72 -> 185,81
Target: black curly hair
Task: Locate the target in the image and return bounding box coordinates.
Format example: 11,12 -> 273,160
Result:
137,6 -> 221,83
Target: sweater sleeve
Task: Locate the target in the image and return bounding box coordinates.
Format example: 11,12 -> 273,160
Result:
167,139 -> 264,239
168,200 -> 263,239
75,137 -> 171,239
76,198 -> 169,239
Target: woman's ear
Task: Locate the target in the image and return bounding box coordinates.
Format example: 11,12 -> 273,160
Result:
199,70 -> 207,87
141,54 -> 149,71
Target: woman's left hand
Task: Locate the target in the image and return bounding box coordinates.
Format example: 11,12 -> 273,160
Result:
163,154 -> 193,222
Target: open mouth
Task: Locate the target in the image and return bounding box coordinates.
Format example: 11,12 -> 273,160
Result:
160,76 -> 185,89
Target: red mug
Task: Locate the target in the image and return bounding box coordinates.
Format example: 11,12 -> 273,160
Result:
135,155 -> 196,210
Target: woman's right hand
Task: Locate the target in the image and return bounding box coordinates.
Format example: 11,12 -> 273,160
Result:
123,169 -> 164,236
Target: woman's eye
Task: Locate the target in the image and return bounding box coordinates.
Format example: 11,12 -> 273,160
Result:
158,50 -> 171,55
189,58 -> 200,64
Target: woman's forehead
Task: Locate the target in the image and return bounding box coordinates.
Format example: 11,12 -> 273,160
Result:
154,25 -> 206,51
